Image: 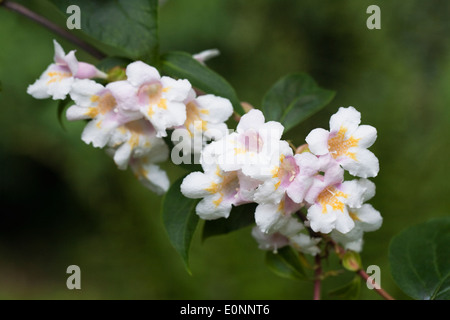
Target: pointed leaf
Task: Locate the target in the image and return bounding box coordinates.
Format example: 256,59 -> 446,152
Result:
49,0 -> 159,61
265,246 -> 308,280
161,51 -> 243,115
262,74 -> 335,132
162,176 -> 199,272
389,217 -> 450,300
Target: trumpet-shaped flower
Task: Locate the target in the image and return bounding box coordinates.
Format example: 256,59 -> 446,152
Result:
107,119 -> 169,170
27,40 -> 106,100
203,109 -> 285,179
304,155 -> 375,234
251,216 -> 321,255
128,156 -> 170,195
254,194 -> 303,234
66,79 -> 141,148
305,106 -> 379,178
125,61 -> 191,137
173,89 -> 233,155
254,148 -> 319,205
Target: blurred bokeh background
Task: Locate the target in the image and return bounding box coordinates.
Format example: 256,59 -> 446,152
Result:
0,0 -> 449,299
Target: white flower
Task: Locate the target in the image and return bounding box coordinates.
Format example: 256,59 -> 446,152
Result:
203,109 -> 285,178
66,79 -> 141,148
305,106 -> 379,178
106,119 -> 170,194
304,155 -> 375,234
252,216 -> 321,256
172,89 -> 233,155
254,149 -> 319,205
27,40 -> 106,100
331,183 -> 382,252
125,61 -> 192,137
254,194 -> 303,234
181,165 -> 260,220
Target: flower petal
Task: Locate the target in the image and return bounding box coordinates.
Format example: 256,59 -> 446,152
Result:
305,128 -> 330,155
70,79 -> 104,107
195,195 -> 232,220
341,148 -> 379,178
195,94 -> 233,123
181,171 -> 213,199
353,124 -> 377,149
329,106 -> 361,135
132,162 -> 170,195
126,61 -> 161,87
237,109 -> 265,133
353,204 -> 382,232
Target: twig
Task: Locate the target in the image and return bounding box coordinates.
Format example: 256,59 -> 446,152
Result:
313,255 -> 322,300
357,269 -> 395,300
1,0 -> 106,60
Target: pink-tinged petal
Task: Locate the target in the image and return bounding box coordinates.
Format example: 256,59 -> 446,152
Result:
106,80 -> 139,112
53,40 -> 66,64
254,178 -> 284,204
340,148 -> 379,178
195,94 -> 233,123
161,77 -> 192,101
126,61 -> 161,87
329,106 -> 361,135
70,79 -> 104,107
75,62 -> 107,79
353,204 -> 382,232
334,210 -> 355,234
286,176 -> 311,204
66,105 -> 91,120
278,216 -> 305,236
63,50 -> 79,76
195,195 -> 232,220
237,171 -> 262,203
322,156 -> 345,186
181,172 -> 213,198
295,152 -> 320,176
131,162 -> 169,195
237,109 -> 265,133
307,203 -> 337,234
305,128 -> 330,155
353,124 -> 377,149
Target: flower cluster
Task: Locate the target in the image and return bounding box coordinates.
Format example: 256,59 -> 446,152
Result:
182,107 -> 382,254
27,41 -> 233,194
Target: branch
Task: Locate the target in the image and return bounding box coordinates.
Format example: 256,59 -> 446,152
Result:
1,0 -> 106,60
357,269 -> 395,300
313,255 -> 322,300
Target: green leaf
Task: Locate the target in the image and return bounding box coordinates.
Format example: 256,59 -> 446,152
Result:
161,176 -> 199,273
329,276 -> 361,300
262,74 -> 335,132
265,246 -> 307,280
202,203 -> 257,241
389,217 -> 450,300
161,51 -> 243,115
49,0 -> 159,61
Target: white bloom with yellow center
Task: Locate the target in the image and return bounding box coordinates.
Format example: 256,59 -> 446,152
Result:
27,40 -> 106,100
173,89 -> 233,155
305,106 -> 379,178
66,79 -> 141,148
124,61 -> 191,137
203,109 -> 285,179
106,119 -> 170,194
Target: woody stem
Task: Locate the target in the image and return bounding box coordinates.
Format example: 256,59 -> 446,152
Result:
313,254 -> 322,300
1,0 -> 105,60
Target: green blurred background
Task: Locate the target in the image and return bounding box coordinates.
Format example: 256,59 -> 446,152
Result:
0,0 -> 449,299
